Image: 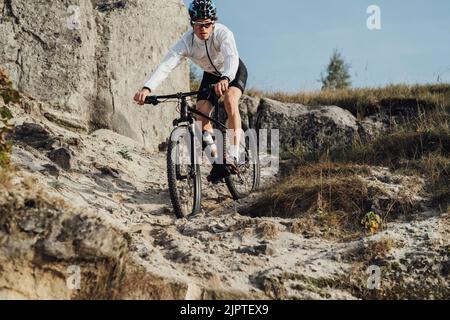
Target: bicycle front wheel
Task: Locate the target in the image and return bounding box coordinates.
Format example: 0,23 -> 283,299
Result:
167,126 -> 202,218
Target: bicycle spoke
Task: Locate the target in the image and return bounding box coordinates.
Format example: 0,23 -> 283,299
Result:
167,127 -> 201,218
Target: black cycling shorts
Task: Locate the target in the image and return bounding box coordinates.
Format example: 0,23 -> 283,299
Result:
197,58 -> 248,104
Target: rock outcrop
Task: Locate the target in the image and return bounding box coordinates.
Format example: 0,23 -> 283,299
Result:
239,95 -> 260,130
255,98 -> 384,153
0,172 -> 204,300
0,0 -> 189,151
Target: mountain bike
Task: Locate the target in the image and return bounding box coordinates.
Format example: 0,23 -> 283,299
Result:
145,86 -> 260,219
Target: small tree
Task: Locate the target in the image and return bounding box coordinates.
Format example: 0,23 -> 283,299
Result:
320,49 -> 351,90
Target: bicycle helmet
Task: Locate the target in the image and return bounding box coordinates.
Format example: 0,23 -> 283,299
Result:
188,0 -> 217,21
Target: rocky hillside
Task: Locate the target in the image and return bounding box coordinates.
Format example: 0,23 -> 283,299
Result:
0,0 -> 189,152
1,66 -> 449,299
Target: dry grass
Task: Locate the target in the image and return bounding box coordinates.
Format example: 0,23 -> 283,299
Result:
247,161 -> 426,240
369,238 -> 395,258
251,163 -> 372,216
327,130 -> 449,166
0,169 -> 13,191
349,237 -> 395,261
0,68 -> 16,170
247,83 -> 450,118
248,83 -> 450,238
266,83 -> 450,211
0,67 -> 20,104
245,162 -> 380,240
409,153 -> 450,208
323,129 -> 450,209
256,221 -> 279,240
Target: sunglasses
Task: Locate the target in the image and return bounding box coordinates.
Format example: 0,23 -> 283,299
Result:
191,21 -> 214,28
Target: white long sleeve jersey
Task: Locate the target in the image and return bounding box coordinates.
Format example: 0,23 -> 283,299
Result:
143,23 -> 240,91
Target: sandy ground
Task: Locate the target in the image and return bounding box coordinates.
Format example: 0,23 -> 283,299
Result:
8,105 -> 449,299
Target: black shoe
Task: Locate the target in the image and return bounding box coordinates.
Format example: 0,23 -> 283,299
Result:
207,156 -> 240,184
207,164 -> 229,184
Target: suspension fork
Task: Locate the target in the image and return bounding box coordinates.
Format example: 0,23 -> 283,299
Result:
189,119 -> 198,176
169,98 -> 198,180
181,98 -> 199,177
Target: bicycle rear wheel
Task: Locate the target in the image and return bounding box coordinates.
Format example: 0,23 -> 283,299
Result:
167,126 -> 202,218
224,130 -> 260,200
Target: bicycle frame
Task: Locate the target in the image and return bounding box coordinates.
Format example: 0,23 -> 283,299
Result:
175,96 -> 228,131
179,94 -> 226,171
146,87 -> 227,130
146,87 -> 252,169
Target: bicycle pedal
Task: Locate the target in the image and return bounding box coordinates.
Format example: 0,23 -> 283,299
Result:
226,164 -> 239,175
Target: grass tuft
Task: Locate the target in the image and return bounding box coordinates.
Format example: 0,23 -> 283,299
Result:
248,83 -> 450,238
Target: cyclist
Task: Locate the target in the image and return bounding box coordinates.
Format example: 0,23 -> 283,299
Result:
134,0 -> 248,183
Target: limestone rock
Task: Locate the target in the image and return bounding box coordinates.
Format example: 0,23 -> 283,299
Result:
255,97 -> 382,153
0,0 -> 190,152
239,95 -> 260,130
12,122 -> 53,149
48,147 -> 73,170
0,173 -> 195,300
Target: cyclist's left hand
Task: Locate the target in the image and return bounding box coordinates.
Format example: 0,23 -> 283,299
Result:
215,79 -> 229,97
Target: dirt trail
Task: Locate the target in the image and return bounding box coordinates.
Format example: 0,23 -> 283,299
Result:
6,103 -> 450,299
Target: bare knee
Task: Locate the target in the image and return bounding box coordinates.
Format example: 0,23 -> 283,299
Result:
224,89 -> 241,116
196,100 -> 212,122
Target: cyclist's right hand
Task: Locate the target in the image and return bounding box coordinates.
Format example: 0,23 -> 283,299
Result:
134,87 -> 151,106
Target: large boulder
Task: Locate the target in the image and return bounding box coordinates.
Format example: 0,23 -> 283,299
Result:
0,0 -> 189,151
255,98 -> 381,153
239,95 -> 260,130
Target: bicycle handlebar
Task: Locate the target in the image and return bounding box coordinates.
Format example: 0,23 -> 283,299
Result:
144,85 -> 215,106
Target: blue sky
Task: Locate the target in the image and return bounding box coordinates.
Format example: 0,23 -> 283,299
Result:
182,0 -> 450,92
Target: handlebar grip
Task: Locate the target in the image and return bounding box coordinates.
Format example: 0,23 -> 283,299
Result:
144,95 -> 159,106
